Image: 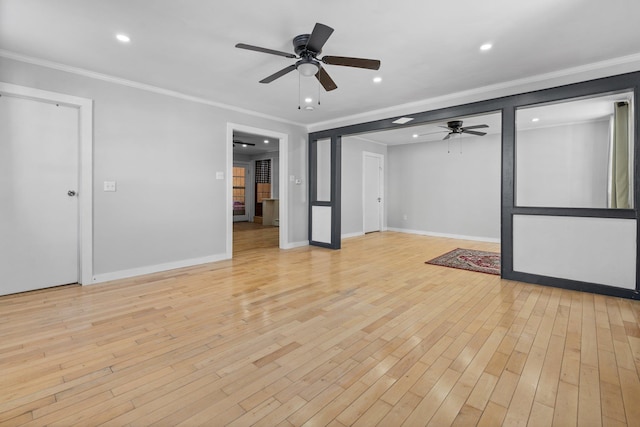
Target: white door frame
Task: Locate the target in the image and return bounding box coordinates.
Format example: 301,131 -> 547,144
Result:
362,152 -> 385,233
226,123 -> 288,256
0,82 -> 93,285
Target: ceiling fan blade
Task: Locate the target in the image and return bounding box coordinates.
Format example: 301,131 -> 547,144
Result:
322,56 -> 381,70
443,134 -> 452,140
259,64 -> 297,84
418,130 -> 448,136
306,23 -> 334,53
315,67 -> 338,91
233,141 -> 256,146
462,130 -> 487,137
461,124 -> 489,130
235,43 -> 296,59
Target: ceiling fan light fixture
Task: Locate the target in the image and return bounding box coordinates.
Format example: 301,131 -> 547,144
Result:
480,43 -> 492,51
297,60 -> 319,77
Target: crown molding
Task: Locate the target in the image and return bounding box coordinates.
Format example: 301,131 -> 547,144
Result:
4,48 -> 640,134
307,52 -> 640,132
0,49 -> 305,128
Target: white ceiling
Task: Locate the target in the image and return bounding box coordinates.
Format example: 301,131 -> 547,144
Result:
233,130 -> 279,156
2,0 -> 640,129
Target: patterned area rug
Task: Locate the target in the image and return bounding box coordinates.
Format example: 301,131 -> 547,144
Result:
426,248 -> 501,275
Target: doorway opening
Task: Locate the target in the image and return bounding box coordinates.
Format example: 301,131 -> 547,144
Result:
227,124 -> 288,257
339,111 -> 502,246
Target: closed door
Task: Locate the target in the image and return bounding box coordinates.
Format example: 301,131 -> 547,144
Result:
0,95 -> 79,296
364,153 -> 383,233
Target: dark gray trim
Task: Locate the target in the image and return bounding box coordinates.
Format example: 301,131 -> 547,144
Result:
308,70 -> 640,299
635,86 -> 640,292
511,207 -> 636,219
331,136 -> 342,249
506,270 -> 640,300
501,107 -> 515,276
307,137 -> 316,243
308,135 -> 342,249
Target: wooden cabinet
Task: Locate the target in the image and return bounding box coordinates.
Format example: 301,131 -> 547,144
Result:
262,199 -> 279,226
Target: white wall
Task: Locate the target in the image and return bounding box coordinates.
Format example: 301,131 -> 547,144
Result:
341,137 -> 387,237
387,133 -> 501,241
516,120 -> 610,208
0,57 -> 308,281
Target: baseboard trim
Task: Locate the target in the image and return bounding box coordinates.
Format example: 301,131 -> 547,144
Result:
342,232 -> 365,239
90,253 -> 230,284
386,227 -> 500,244
282,240 -> 309,249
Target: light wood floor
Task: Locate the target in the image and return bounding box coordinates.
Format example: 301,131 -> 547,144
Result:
2,231 -> 640,426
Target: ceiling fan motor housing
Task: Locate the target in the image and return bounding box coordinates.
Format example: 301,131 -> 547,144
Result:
293,34 -> 318,56
447,120 -> 464,133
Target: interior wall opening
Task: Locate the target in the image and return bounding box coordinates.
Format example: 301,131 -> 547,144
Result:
232,129 -> 281,255
344,111 -> 502,245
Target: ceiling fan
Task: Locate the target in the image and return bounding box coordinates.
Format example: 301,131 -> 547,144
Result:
418,120 -> 489,140
232,140 -> 255,148
235,23 -> 381,91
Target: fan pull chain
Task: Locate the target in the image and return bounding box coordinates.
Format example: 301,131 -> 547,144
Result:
317,72 -> 321,106
297,73 -> 301,110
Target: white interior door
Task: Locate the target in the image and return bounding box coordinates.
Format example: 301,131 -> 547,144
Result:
364,153 -> 383,233
0,95 -> 79,296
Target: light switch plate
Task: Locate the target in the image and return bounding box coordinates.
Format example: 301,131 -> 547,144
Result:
216,171 -> 224,180
104,181 -> 117,192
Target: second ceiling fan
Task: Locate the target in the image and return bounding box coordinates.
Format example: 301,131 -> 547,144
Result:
417,120 -> 489,140
235,23 -> 381,92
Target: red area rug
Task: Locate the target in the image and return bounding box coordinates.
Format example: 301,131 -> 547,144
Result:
426,248 -> 500,275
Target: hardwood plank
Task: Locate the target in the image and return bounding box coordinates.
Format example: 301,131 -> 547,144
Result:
0,230 -> 638,426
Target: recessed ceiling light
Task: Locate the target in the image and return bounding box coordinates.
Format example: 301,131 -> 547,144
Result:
392,117 -> 414,125
304,97 -> 313,103
532,117 -> 540,122
116,34 -> 130,43
242,144 -> 247,147
304,106 -> 314,111
480,43 -> 492,51
412,134 -> 418,138
264,139 -> 269,144
373,76 -> 382,83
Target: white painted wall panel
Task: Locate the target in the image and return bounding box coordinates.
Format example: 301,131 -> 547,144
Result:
513,215 -> 636,289
312,206 -> 332,244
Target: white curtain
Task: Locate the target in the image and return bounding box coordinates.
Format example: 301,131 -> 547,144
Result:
608,101 -> 631,209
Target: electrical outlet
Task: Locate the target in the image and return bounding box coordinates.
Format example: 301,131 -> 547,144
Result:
104,181 -> 117,192
403,214 -> 408,220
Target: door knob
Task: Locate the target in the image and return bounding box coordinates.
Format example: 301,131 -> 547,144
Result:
67,190 -> 76,197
